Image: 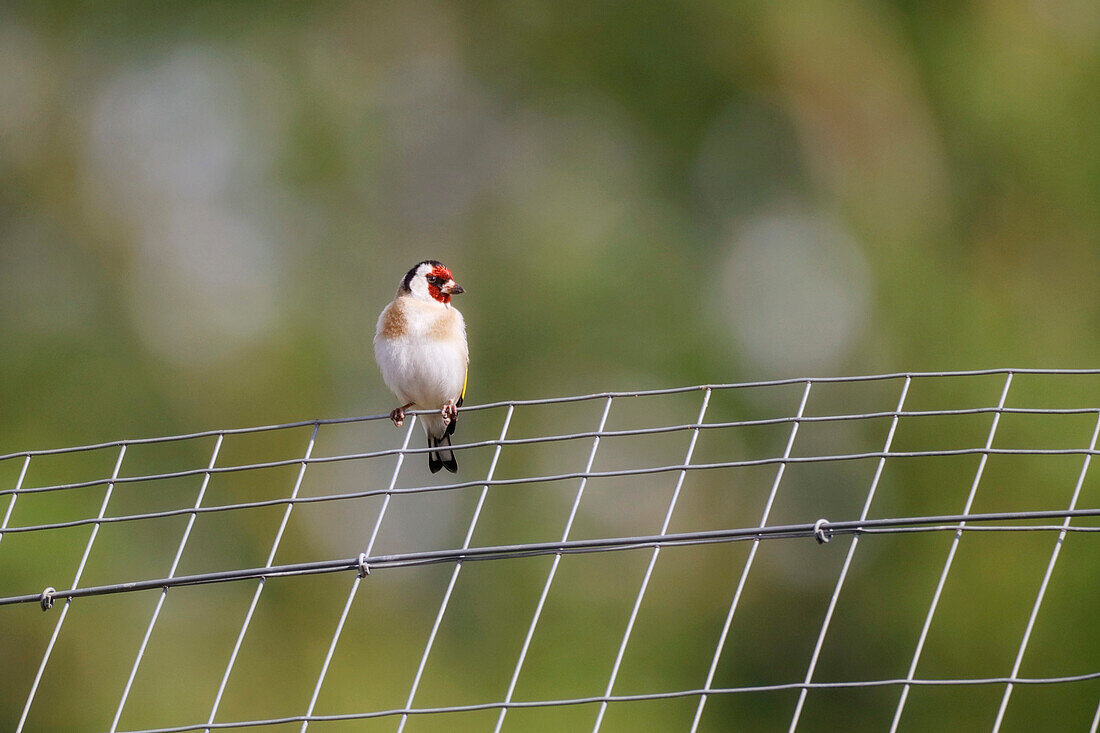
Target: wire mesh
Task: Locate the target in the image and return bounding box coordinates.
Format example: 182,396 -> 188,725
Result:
3,369 -> 1100,731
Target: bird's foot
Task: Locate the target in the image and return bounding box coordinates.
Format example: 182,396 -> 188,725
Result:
389,406 -> 406,427
442,401 -> 458,426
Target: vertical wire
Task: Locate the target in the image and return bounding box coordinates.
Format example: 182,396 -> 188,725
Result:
205,424 -> 319,732
0,455 -> 31,550
297,416 -> 419,733
690,381 -> 814,732
17,445 -> 126,733
889,372 -> 1013,732
395,405 -> 516,732
787,377 -> 911,731
109,434 -> 225,732
591,388 -> 712,732
493,397 -> 615,733
991,410 -> 1100,731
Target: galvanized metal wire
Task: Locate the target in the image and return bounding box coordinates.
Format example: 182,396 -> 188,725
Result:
3,368 -> 1100,732
104,672 -> 1100,733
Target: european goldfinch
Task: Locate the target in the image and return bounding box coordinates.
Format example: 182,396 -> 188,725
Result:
374,260 -> 468,473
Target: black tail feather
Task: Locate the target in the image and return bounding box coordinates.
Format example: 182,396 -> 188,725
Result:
428,434 -> 458,473
438,433 -> 458,473
428,438 -> 443,473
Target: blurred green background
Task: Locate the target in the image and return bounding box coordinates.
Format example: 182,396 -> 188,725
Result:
2,1 -> 1100,731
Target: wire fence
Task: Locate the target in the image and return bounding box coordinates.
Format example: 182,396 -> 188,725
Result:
3,369 -> 1100,731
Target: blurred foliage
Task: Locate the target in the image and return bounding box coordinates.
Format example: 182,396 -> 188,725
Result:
2,0 -> 1100,730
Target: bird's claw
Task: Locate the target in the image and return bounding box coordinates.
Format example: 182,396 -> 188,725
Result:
442,401 -> 458,425
389,407 -> 405,427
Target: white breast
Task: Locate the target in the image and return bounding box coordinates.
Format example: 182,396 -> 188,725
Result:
374,297 -> 467,412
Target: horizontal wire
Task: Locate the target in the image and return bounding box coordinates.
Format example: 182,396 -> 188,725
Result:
857,524 -> 1100,535
4,367 -> 1099,463
4,508 -> 1099,608
9,405 -> 1100,499
7,440 -> 1100,536
116,670 -> 1100,733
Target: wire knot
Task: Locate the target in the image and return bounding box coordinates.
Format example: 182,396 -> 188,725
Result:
813,518 -> 831,544
40,587 -> 56,612
357,553 -> 371,578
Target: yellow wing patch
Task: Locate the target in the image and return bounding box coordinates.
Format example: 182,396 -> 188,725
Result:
459,366 -> 468,406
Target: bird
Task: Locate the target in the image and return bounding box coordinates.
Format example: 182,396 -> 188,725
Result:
374,260 -> 468,473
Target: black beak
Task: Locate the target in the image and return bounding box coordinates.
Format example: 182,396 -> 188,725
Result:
445,283 -> 465,295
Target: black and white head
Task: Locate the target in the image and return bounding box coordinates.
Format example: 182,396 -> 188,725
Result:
399,260 -> 465,305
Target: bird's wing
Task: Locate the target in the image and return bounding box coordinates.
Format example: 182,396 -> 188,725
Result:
458,364 -> 467,407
